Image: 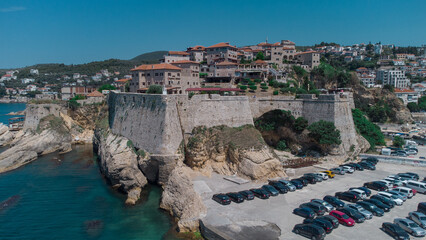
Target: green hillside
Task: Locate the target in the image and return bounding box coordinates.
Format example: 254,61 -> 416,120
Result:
131,51 -> 167,62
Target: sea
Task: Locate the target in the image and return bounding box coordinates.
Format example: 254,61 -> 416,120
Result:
0,103 -> 177,240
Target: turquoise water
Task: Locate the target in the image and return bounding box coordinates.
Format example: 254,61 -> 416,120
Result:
0,103 -> 26,126
0,104 -> 178,240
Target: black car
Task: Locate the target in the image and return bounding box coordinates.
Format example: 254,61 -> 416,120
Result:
364,157 -> 379,165
268,181 -> 289,194
357,201 -> 385,216
346,163 -> 364,171
349,187 -> 371,197
300,202 -> 327,216
359,161 -> 376,170
290,180 -> 304,189
303,218 -> 334,234
300,175 -> 317,184
335,192 -> 360,203
295,178 -> 309,186
363,181 -> 388,191
323,195 -> 345,209
317,215 -> 339,229
249,188 -> 270,199
212,194 -> 231,205
226,192 -> 244,203
402,172 -> 419,181
261,185 -> 279,196
339,207 -> 366,223
364,199 -> 391,212
381,222 -> 410,240
293,224 -> 326,240
417,202 -> 426,214
293,207 -> 317,219
304,173 -> 323,182
238,190 -> 254,200
370,195 -> 395,208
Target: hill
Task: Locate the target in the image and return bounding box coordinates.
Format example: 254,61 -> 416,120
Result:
131,51 -> 167,62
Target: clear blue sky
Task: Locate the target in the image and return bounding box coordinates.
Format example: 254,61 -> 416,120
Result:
0,0 -> 425,68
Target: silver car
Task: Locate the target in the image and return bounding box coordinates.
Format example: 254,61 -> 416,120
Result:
409,212 -> 426,229
311,199 -> 334,212
388,190 -> 408,201
278,180 -> 296,191
342,166 -> 354,173
394,218 -> 426,237
347,204 -> 373,220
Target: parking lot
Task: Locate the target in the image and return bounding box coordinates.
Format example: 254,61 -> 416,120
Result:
196,163 -> 426,240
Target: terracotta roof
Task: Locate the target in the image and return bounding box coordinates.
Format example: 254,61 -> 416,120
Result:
87,90 -> 104,97
394,88 -> 415,93
206,42 -> 235,49
171,60 -> 199,64
414,84 -> 426,88
168,51 -> 190,56
253,60 -> 268,64
115,78 -> 131,83
282,47 -> 294,50
216,61 -> 238,66
185,88 -> 242,92
131,63 -> 182,71
188,45 -> 205,51
257,42 -> 272,46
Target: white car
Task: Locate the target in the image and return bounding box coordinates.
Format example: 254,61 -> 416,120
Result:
341,166 -> 354,173
378,191 -> 403,206
384,178 -> 404,187
349,189 -> 367,199
393,187 -> 414,198
406,149 -> 417,155
315,172 -> 329,180
379,180 -> 394,189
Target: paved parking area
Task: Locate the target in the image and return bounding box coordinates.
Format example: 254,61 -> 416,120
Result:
197,163 -> 426,240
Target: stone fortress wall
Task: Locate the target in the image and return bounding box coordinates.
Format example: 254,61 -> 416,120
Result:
24,104 -> 67,130
108,92 -> 357,155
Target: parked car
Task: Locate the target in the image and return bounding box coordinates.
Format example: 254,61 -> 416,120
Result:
330,167 -> 345,175
393,187 -> 414,198
408,211 -> 426,229
359,161 -> 376,170
364,199 -> 391,212
394,218 -> 426,237
278,179 -> 296,191
304,173 -> 323,182
347,204 -> 373,219
293,207 -> 316,219
377,191 -> 404,206
320,170 -> 335,178
341,165 -> 354,174
403,172 -> 420,180
317,215 -> 339,228
346,163 -> 364,171
303,218 -> 334,234
418,202 -> 426,214
329,210 -> 355,227
292,224 -> 326,240
290,179 -> 304,189
261,185 -> 279,196
249,188 -> 270,199
398,173 -> 418,181
349,187 -> 371,197
335,191 -> 360,203
268,181 -> 289,194
323,195 -> 345,209
339,207 -> 366,223
311,199 -> 334,212
370,194 -> 395,208
379,180 -> 394,189
300,202 -> 327,216
406,149 -> 417,155
300,175 -> 318,184
212,194 -> 231,205
226,192 -> 244,203
357,201 -> 385,216
364,157 -> 379,165
381,222 -> 410,240
238,190 -> 254,200
384,178 -> 404,187
405,180 -> 426,194
315,172 -> 329,180
349,189 -> 367,199
294,178 -> 309,186
388,190 -> 408,201
363,181 -> 388,191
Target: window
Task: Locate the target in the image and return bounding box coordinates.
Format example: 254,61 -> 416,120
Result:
168,73 -> 171,76
147,73 -> 150,76
155,73 -> 158,76
177,73 -> 180,76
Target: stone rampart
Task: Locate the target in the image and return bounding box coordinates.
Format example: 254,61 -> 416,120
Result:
24,104 -> 66,130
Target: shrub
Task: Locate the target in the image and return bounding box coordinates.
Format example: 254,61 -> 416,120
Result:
69,99 -> 80,110
248,81 -> 255,86
276,140 -> 287,151
239,85 -> 248,90
260,82 -> 267,87
307,120 -> 342,145
393,136 -> 405,148
254,79 -> 262,83
249,85 -> 257,90
294,117 -> 308,132
296,88 -> 308,94
261,86 -> 268,90
273,90 -> 279,95
98,84 -> 116,92
352,108 -> 385,149
146,85 -> 163,94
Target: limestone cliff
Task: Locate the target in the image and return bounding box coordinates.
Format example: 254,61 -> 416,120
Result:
185,125 -> 286,181
93,128 -> 148,205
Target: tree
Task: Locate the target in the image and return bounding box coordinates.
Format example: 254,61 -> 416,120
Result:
352,109 -> 385,149
26,90 -> 42,98
294,117 -> 308,132
307,120 -> 342,145
276,140 -> 287,151
98,84 -> 116,92
407,102 -> 420,112
383,84 -> 394,92
367,105 -> 387,123
249,85 -> 257,91
255,51 -> 264,60
146,85 -> 163,94
239,85 -> 248,91
393,136 -> 405,148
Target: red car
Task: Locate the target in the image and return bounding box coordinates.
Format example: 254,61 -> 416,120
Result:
412,189 -> 417,195
329,210 -> 355,227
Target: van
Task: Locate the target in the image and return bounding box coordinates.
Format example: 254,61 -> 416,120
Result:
381,148 -> 391,155
405,181 -> 426,194
418,202 -> 426,214
393,187 -> 414,198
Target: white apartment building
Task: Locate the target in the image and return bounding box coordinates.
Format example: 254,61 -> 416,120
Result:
376,69 -> 410,89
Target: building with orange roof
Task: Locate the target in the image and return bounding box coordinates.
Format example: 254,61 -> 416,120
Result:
87,90 -> 104,97
394,88 -> 419,105
187,45 -> 206,63
205,42 -> 238,65
162,51 -> 190,64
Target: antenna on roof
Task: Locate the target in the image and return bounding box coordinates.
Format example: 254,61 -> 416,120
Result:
266,36 -> 268,43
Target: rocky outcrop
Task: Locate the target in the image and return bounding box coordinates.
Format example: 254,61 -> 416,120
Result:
160,166 -> 206,232
185,125 -> 285,181
0,124 -> 15,146
93,128 -> 148,205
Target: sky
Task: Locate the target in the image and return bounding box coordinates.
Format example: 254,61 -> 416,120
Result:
0,0 -> 425,68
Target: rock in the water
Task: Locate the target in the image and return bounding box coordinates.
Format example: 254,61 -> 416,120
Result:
0,124 -> 15,147
160,166 -> 206,232
93,129 -> 148,204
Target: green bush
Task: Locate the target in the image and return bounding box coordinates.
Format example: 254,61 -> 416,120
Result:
352,109 -> 385,149
146,85 -> 163,94
254,79 -> 262,83
98,84 -> 116,92
294,117 -> 308,132
239,85 -> 248,90
273,90 -> 279,95
69,99 -> 80,110
307,120 -> 342,145
249,85 -> 257,90
280,87 -> 296,93
261,86 -> 268,90
393,136 -> 405,148
260,82 -> 267,87
296,88 -> 308,94
248,81 -> 255,86
276,140 -> 287,151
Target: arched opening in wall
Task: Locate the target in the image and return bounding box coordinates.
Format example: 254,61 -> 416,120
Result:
254,109 -> 328,157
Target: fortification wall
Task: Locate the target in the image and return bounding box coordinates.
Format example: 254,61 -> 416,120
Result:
24,104 -> 66,130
